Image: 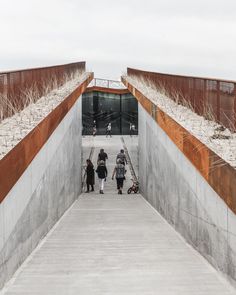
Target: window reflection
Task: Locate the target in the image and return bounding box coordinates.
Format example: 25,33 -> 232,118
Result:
82,91 -> 138,135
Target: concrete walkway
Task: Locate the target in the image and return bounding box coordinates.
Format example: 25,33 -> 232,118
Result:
1,136 -> 235,294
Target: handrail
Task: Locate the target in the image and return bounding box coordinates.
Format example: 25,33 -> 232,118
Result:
88,78 -> 126,89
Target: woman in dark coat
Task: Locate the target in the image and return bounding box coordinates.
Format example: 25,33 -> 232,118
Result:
86,159 -> 94,192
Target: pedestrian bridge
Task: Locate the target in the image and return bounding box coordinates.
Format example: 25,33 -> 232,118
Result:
1,63 -> 236,294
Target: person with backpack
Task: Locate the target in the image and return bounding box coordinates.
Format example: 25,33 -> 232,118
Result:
116,149 -> 127,166
112,159 -> 126,194
97,148 -> 108,164
85,159 -> 94,193
96,160 -> 108,194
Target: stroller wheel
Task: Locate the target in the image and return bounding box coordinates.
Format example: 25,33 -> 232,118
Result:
127,188 -> 132,194
134,187 -> 139,193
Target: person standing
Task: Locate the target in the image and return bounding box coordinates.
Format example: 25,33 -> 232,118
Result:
96,160 -> 108,194
112,159 -> 126,194
116,149 -> 128,166
97,148 -> 108,164
106,122 -> 112,137
85,159 -> 94,193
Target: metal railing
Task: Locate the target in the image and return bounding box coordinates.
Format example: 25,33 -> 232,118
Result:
127,68 -> 236,132
88,78 -> 125,89
0,62 -> 86,121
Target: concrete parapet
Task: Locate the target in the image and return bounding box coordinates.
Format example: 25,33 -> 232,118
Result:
0,73 -> 93,203
0,75 -> 92,289
123,76 -> 236,286
122,77 -> 236,216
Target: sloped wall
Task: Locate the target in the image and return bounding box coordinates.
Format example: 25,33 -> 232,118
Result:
138,103 -> 236,286
0,98 -> 82,289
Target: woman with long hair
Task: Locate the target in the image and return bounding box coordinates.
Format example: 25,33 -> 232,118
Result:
85,159 -> 95,193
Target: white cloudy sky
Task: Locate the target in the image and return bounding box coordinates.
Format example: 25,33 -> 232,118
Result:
0,0 -> 236,80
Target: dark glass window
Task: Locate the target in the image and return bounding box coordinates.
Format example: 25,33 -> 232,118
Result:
82,91 -> 138,135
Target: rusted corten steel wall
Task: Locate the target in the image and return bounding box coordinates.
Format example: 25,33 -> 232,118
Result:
0,62 -> 85,120
0,72 -> 93,203
127,68 -> 236,132
122,76 -> 236,215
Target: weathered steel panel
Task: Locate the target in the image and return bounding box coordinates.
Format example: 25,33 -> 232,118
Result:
0,62 -> 86,120
127,68 -> 236,131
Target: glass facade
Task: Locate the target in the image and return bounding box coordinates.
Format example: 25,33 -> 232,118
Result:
82,91 -> 138,135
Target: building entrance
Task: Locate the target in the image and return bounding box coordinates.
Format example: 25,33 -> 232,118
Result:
82,81 -> 138,135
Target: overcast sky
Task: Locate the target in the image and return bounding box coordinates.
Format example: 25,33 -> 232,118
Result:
0,0 -> 236,80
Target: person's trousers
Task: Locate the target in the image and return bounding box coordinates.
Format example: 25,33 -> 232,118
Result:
116,178 -> 124,190
106,130 -> 112,137
99,178 -> 105,190
86,183 -> 94,191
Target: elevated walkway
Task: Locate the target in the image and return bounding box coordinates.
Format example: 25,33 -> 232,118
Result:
1,137 -> 234,294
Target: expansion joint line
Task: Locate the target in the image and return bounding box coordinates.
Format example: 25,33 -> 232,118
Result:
120,136 -> 138,182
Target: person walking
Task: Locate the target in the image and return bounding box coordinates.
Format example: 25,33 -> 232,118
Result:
92,120 -> 97,136
85,159 -> 94,193
96,160 -> 108,194
106,122 -> 112,137
112,159 -> 126,194
97,148 -> 108,164
129,122 -> 132,137
116,149 -> 127,166
130,123 -> 135,137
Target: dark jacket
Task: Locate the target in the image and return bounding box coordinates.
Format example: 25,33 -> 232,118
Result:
116,152 -> 127,164
98,152 -> 108,162
96,165 -> 108,179
86,164 -> 95,185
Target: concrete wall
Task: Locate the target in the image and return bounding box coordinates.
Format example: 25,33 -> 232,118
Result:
138,103 -> 236,286
0,98 -> 82,289
122,136 -> 139,179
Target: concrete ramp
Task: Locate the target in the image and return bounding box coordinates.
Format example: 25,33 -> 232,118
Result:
1,137 -> 234,294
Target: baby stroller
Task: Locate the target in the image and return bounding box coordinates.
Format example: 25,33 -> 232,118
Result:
127,179 -> 139,194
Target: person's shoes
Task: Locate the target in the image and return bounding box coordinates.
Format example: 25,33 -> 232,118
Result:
91,188 -> 94,191
85,190 -> 89,193
120,190 -> 122,194
101,190 -> 104,194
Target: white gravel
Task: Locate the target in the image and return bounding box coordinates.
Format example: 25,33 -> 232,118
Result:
0,71 -> 90,160
125,75 -> 236,169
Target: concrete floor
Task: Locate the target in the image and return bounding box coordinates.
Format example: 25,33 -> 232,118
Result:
1,136 -> 235,294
